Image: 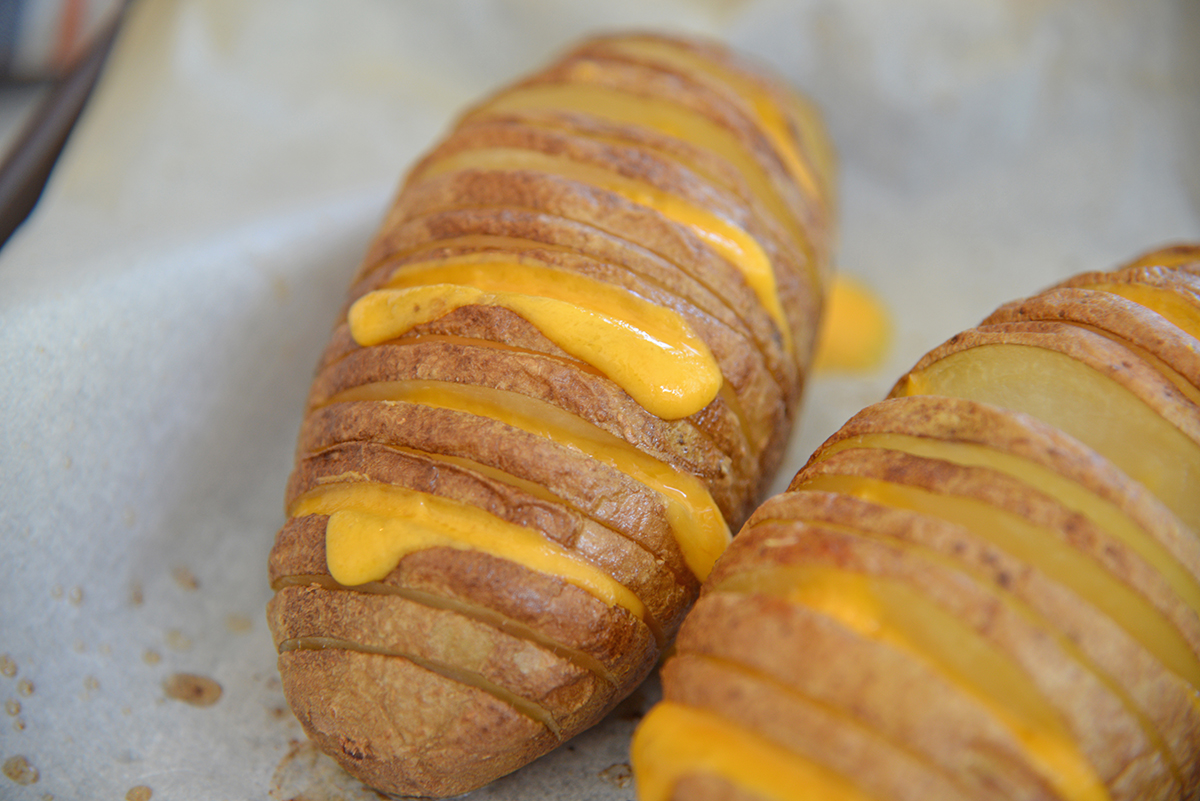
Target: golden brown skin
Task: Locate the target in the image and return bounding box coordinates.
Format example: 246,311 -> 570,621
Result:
635,245 -> 1200,801
268,32 -> 833,798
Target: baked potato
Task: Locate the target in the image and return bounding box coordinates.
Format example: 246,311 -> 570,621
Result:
267,32 -> 834,797
633,244 -> 1200,801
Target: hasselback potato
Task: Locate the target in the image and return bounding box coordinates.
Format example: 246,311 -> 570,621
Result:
267,32 -> 834,797
632,244 -> 1200,801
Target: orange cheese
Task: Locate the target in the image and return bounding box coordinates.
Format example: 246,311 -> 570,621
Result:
324,380 -> 732,583
718,565 -> 1109,801
350,253 -> 722,420
291,481 -> 645,619
632,702 -> 876,801
597,36 -> 832,207
813,275 -> 892,372
411,147 -> 790,350
1082,282 -> 1200,340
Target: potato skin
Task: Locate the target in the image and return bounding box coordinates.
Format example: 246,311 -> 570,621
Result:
675,589 -> 1062,801
268,32 -> 832,798
278,648 -> 553,797
661,652 -> 989,801
635,245 -> 1200,801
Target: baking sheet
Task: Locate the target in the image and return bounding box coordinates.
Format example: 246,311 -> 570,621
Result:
1,0 -> 1198,799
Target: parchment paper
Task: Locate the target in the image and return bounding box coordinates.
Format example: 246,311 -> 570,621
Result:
1,1 -> 1197,799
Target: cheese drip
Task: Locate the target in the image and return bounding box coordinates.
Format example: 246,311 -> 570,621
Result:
632,702 -> 877,801
413,146 -> 790,351
597,37 -> 832,207
326,380 -> 732,582
349,255 -> 722,420
813,275 -> 892,372
470,80 -> 808,266
290,482 -> 645,620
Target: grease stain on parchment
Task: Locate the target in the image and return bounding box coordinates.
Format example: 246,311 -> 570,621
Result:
598,762 -> 632,788
171,566 -> 199,591
163,673 -> 222,707
2,755 -> 38,785
270,739 -> 387,801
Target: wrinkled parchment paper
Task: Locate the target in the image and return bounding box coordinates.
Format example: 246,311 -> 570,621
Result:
1,0 -> 1198,798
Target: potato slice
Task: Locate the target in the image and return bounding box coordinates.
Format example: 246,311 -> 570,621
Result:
792,448 -> 1200,689
308,382 -> 730,582
810,395 -> 1200,626
383,163 -> 798,387
374,170 -> 796,455
1053,264 -> 1200,340
308,334 -> 751,514
672,590 -> 1063,801
463,56 -> 820,272
296,400 -> 695,599
573,34 -> 837,211
269,521 -> 656,672
272,545 -> 660,797
740,490 -> 1200,788
286,440 -> 693,632
355,207 -> 771,351
891,322 -> 1200,530
344,209 -> 788,479
722,519 -> 1180,796
278,648 -> 551,798
404,118 -> 814,345
270,583 -> 606,734
652,654 -> 976,801
985,288 -> 1200,402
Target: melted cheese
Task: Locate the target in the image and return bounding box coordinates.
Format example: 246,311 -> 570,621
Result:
813,275 -> 892,372
412,147 -> 789,350
717,565 -> 1110,801
796,473 -> 1200,692
468,81 -> 808,273
350,253 -> 722,420
1081,282 -> 1200,340
290,481 -> 645,620
815,433 -> 1200,624
325,380 -> 732,582
632,702 -> 875,801
1124,249 -> 1200,271
598,37 -> 831,207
